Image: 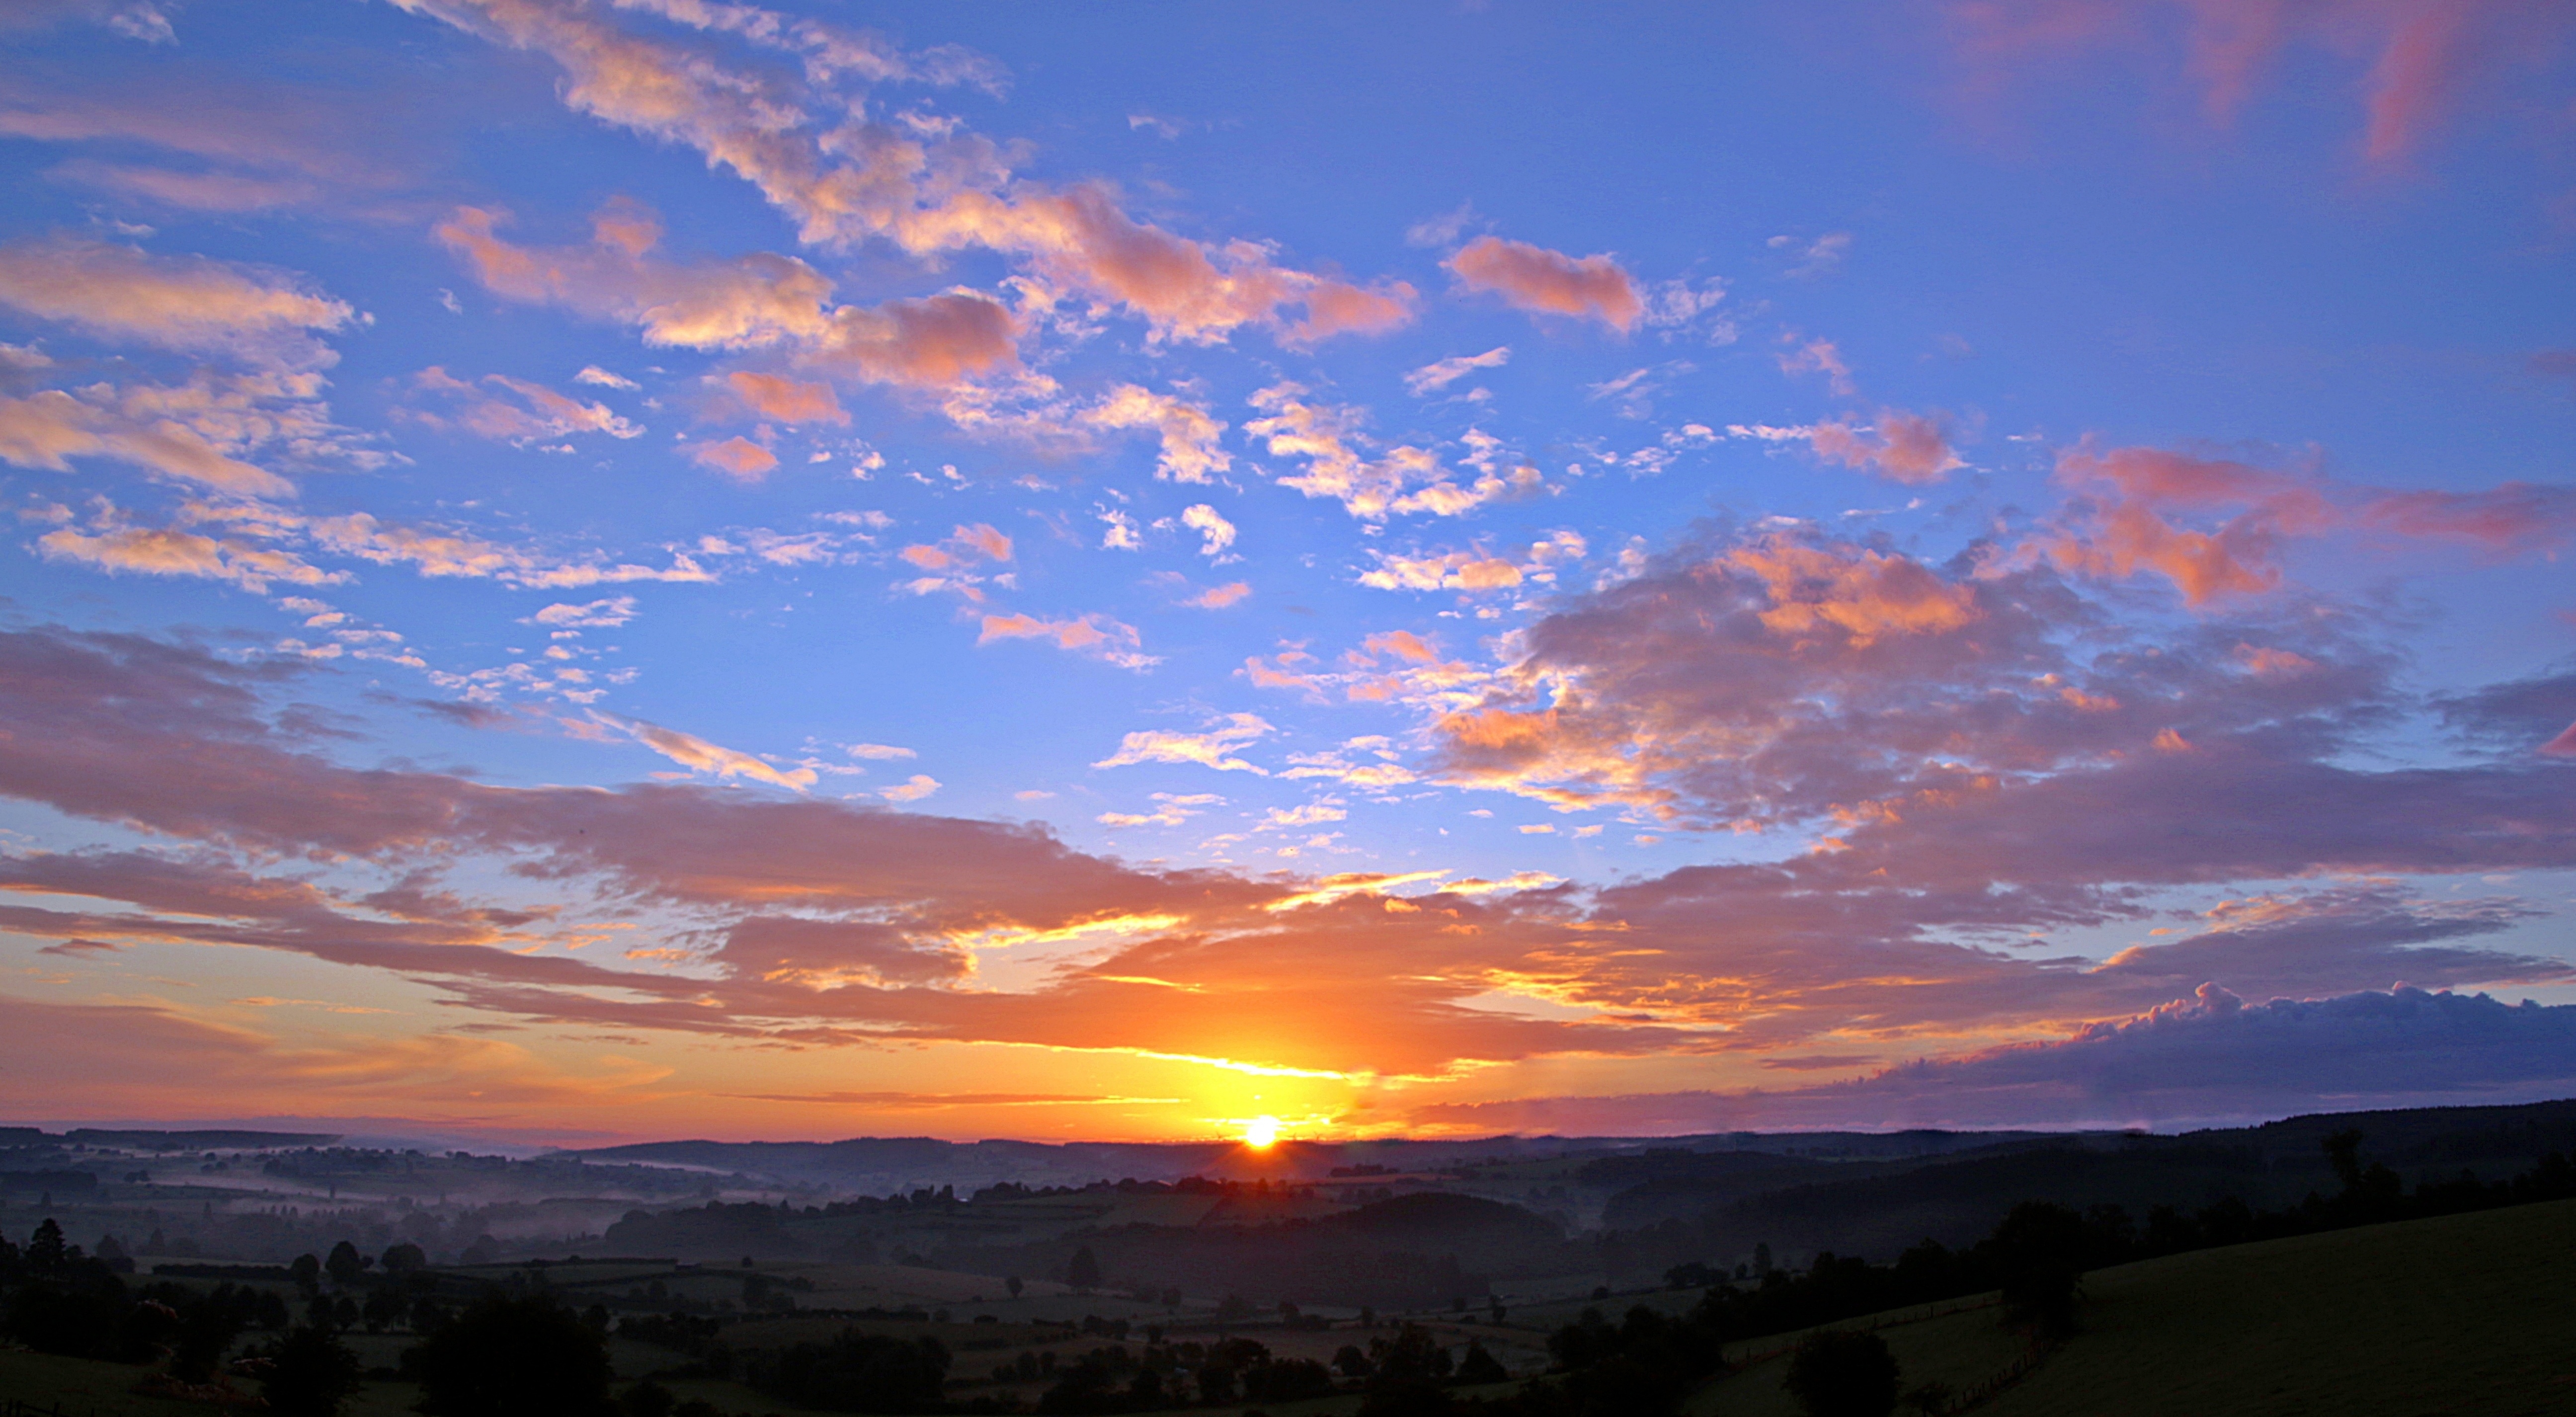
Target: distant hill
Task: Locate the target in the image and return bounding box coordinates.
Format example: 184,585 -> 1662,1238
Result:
1606,1098 -> 2576,1277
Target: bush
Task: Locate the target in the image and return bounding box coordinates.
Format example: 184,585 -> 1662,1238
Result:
1782,1330 -> 1900,1417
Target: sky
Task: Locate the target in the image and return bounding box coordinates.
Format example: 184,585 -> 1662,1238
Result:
1,0 -> 2574,1147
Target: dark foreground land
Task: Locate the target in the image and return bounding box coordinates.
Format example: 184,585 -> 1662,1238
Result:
1690,1196 -> 2576,1417
2,1196 -> 2570,1416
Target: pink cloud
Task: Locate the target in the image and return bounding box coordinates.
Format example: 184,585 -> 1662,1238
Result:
1805,409 -> 1964,484
1943,0 -> 2576,165
1446,236 -> 1642,331
400,1 -> 1409,348
724,371 -> 846,425
1,619 -> 2571,1103
0,237 -> 355,372
686,436 -> 778,481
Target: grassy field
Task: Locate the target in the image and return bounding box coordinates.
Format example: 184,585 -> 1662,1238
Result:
1691,1197 -> 2576,1417
1984,1197 -> 2576,1417
1684,1299 -> 2027,1417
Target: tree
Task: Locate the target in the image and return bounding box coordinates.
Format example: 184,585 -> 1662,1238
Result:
289,1253 -> 321,1294
381,1242 -> 427,1276
1064,1246 -> 1101,1291
1989,1202 -> 2086,1338
262,1324 -> 364,1417
26,1218 -> 66,1275
324,1240 -> 368,1288
413,1295 -> 616,1417
1005,1274 -> 1024,1299
1456,1340 -> 1509,1385
1782,1330 -> 1900,1417
2323,1129 -> 2366,1192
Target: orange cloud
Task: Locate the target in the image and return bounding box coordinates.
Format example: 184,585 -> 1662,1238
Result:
1718,536 -> 1982,645
2028,442 -> 2335,605
1446,235 -> 1642,331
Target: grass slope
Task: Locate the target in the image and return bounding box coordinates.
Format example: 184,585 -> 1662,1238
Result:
1985,1197 -> 2576,1417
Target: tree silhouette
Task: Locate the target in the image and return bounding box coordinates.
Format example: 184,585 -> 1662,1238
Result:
1064,1246 -> 1101,1291
26,1219 -> 65,1275
262,1323 -> 364,1417
413,1295 -> 616,1417
381,1242 -> 427,1276
1783,1329 -> 1900,1417
1990,1202 -> 2086,1338
324,1240 -> 368,1288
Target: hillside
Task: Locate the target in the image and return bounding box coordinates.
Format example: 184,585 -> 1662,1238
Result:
1691,1196 -> 2576,1417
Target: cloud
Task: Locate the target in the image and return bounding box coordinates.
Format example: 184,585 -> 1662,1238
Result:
0,237 -> 356,372
1184,581 -> 1251,610
1803,410 -> 1965,485
0,384 -> 297,497
576,365 -> 641,390
399,0 -> 1410,347
1181,503 -> 1236,557
1940,0 -> 2576,165
901,523 -> 1014,571
685,435 -> 780,481
1446,235 -> 1642,331
0,624 -> 2569,1092
879,774 -> 941,803
1769,231 -> 1852,277
436,201 -> 1019,391
37,509 -> 342,594
1078,384 -> 1230,483
588,710 -> 816,790
1093,713 -> 1272,774
1404,203 -> 1478,248
1356,532 -> 1584,594
307,510 -> 714,589
2358,482 -> 2576,557
1409,986 -> 2576,1133
724,370 -> 847,424
1777,335 -> 1854,395
1404,346 -> 1510,397
1247,384 -> 1504,520
1098,792 -> 1221,829
2029,442 -> 2334,604
406,367 -> 645,444
976,612 -> 1154,670
531,596 -> 640,629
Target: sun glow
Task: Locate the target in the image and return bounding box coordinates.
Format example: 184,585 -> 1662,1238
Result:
1244,1115 -> 1280,1148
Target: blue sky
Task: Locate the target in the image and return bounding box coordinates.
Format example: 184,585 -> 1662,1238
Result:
0,0 -> 2571,1143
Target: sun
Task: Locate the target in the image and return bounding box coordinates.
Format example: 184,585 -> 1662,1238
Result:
1243,1115 -> 1280,1149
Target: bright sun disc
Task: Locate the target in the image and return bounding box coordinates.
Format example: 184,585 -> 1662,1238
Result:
1244,1115 -> 1280,1148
